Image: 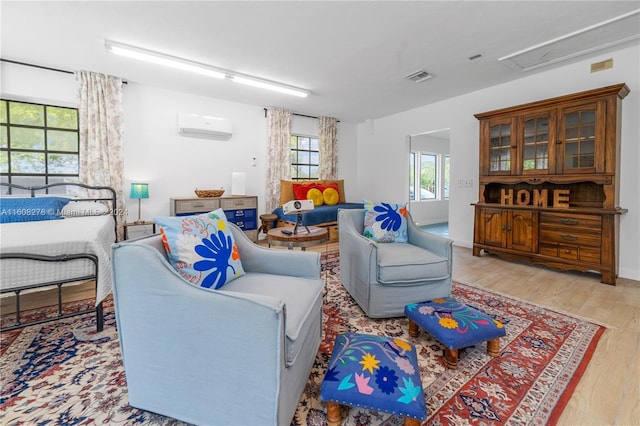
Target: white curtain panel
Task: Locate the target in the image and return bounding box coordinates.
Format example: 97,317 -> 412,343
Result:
319,116 -> 338,180
76,70 -> 125,241
265,107 -> 292,213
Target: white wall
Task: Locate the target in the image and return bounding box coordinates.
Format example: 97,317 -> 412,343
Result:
122,84 -> 268,221
0,62 -> 360,225
355,44 -> 640,281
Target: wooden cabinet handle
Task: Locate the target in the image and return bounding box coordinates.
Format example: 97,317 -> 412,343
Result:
560,233 -> 578,241
559,218 -> 579,225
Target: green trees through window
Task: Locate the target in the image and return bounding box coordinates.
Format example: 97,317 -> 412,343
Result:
410,151 -> 450,201
0,99 -> 79,187
290,134 -> 319,180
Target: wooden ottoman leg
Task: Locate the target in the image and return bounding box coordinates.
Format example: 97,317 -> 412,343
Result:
405,417 -> 422,426
445,348 -> 458,370
408,319 -> 420,337
487,338 -> 501,357
326,401 -> 343,426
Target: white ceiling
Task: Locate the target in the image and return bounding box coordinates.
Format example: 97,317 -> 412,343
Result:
1,1 -> 639,122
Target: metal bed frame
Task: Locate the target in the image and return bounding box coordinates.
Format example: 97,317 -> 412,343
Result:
0,182 -> 117,332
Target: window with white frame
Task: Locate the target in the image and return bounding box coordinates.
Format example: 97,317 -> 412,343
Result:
290,134 -> 319,180
1,99 -> 80,187
410,150 -> 450,201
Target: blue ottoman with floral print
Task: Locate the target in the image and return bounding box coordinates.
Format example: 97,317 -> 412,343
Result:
321,332 -> 426,426
405,297 -> 506,370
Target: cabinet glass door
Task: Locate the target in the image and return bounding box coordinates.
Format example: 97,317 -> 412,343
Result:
489,123 -> 511,173
523,117 -> 550,173
563,108 -> 597,173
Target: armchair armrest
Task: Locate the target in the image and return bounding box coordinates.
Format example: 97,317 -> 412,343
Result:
230,224 -> 321,279
338,209 -> 377,285
407,212 -> 453,258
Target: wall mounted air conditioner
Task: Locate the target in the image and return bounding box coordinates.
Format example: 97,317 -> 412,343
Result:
177,113 -> 233,140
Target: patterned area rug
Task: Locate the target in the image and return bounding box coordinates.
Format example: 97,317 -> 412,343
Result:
0,251 -> 604,425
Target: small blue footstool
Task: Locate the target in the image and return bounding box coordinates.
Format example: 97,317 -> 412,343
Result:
405,297 -> 506,370
321,332 -> 427,426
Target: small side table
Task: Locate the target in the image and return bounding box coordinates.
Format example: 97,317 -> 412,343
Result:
124,221 -> 156,240
267,226 -> 328,250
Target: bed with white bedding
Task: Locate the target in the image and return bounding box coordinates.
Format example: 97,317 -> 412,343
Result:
0,182 -> 117,331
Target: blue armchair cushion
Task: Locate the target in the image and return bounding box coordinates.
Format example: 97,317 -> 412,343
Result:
363,199 -> 408,243
321,332 -> 427,421
376,243 -> 450,284
404,298 -> 506,349
0,197 -> 70,223
154,208 -> 245,289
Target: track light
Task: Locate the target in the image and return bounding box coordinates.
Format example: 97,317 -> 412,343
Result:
105,40 -> 226,79
231,75 -> 309,98
105,40 -> 310,97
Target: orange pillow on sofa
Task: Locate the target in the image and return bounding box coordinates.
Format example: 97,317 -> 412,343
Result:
292,183 -> 317,200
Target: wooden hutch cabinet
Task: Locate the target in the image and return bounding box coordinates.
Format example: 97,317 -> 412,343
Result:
472,83 -> 629,285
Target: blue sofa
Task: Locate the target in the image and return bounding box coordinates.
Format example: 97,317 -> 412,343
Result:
111,224 -> 324,425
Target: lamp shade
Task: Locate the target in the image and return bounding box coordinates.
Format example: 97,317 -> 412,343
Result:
130,183 -> 149,199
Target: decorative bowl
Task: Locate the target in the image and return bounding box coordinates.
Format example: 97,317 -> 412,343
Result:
195,188 -> 225,198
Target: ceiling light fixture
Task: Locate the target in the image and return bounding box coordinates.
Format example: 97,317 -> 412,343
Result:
230,75 -> 309,97
104,40 -> 310,98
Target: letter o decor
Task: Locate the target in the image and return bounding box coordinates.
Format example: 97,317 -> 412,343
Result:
516,189 -> 531,206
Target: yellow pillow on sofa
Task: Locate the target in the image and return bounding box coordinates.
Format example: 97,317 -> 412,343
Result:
322,187 -> 339,206
307,188 -> 324,206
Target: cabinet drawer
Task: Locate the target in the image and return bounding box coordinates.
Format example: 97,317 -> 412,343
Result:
539,228 -> 601,247
539,212 -> 601,229
539,243 -> 558,257
220,197 -> 257,210
226,218 -> 257,230
174,199 -> 219,215
224,208 -> 256,220
557,244 -> 578,260
224,209 -> 257,230
579,246 -> 601,264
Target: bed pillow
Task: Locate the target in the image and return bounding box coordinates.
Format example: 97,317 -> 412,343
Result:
322,187 -> 339,206
280,179 -> 346,205
306,187 -> 324,206
292,182 -> 317,200
363,199 -> 409,243
154,208 -> 245,289
0,197 -> 70,223
61,201 -> 110,217
318,183 -> 340,206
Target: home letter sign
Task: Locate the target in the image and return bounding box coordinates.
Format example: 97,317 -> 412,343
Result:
500,188 -> 570,208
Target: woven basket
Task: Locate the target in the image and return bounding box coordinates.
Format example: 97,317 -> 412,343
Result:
194,188 -> 225,198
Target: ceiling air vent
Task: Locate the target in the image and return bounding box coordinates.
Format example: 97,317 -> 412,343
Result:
499,9 -> 639,72
404,69 -> 433,83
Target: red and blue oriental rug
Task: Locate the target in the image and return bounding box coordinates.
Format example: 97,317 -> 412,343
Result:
0,251 -> 604,425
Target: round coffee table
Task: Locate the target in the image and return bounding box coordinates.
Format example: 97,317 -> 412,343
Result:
267,226 -> 328,250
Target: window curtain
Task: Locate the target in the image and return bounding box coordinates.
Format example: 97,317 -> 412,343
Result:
319,116 -> 338,179
265,107 -> 292,213
76,70 -> 125,241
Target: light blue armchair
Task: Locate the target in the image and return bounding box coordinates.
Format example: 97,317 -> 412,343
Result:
338,208 -> 453,318
111,224 -> 323,425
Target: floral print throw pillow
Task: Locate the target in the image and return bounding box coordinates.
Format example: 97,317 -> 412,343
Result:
363,199 -> 408,243
154,208 -> 245,289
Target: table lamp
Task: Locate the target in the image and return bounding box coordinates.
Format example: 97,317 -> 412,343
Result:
130,182 -> 149,224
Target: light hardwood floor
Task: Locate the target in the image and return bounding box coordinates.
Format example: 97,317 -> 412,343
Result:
3,242 -> 638,425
